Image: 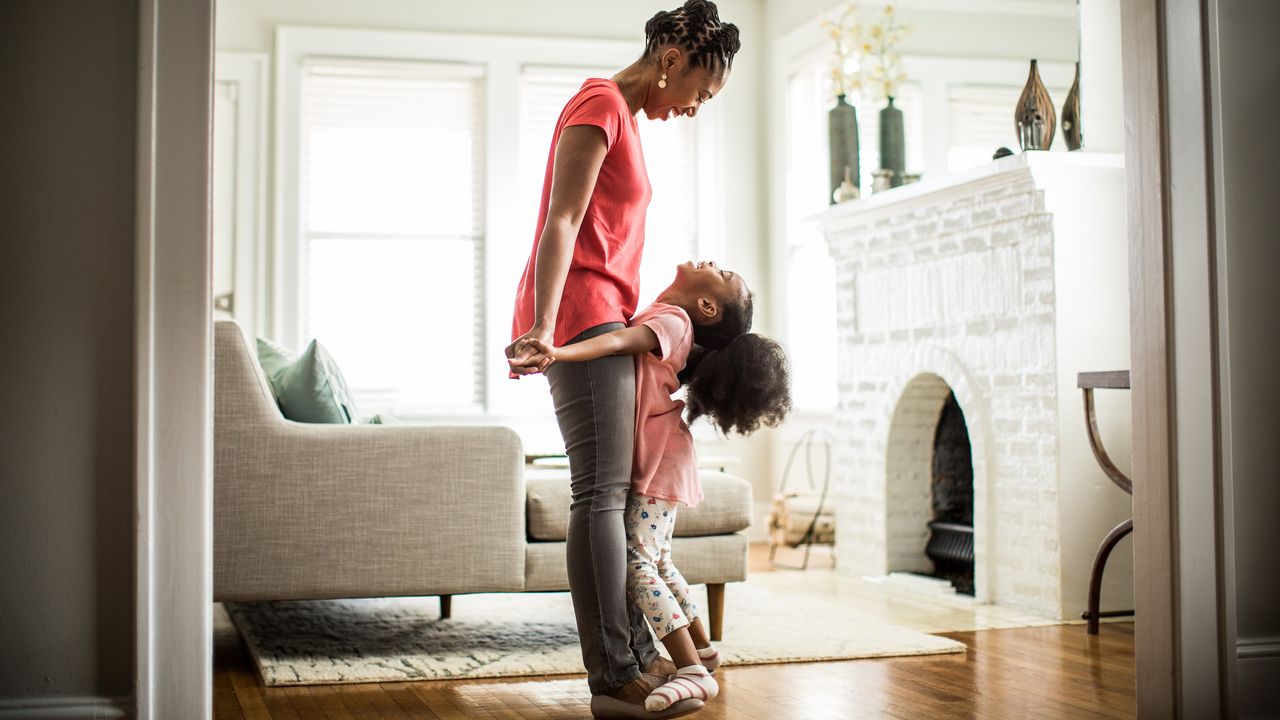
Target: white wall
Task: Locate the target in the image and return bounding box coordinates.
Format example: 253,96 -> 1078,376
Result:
763,0 -> 1079,64
0,0 -> 137,714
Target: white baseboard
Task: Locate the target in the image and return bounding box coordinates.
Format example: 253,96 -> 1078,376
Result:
0,696 -> 133,719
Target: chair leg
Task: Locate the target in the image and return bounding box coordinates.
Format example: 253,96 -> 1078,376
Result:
707,583 -> 725,642
1084,518 -> 1133,634
439,594 -> 452,620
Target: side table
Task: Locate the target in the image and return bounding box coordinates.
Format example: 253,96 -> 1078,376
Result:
1078,370 -> 1135,635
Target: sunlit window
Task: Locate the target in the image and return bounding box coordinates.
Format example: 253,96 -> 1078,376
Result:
517,67 -> 700,313
299,60 -> 485,415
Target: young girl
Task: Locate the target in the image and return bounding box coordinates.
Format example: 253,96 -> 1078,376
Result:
511,260 -> 791,712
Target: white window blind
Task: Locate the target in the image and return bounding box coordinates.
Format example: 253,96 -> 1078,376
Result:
299,58 -> 486,415
947,84 -> 1022,174
947,83 -> 1071,175
517,66 -> 700,312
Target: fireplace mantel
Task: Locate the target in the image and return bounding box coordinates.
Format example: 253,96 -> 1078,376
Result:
811,151 -> 1124,232
810,150 -> 1133,619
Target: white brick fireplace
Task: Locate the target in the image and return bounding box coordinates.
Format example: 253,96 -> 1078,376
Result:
814,152 -> 1134,619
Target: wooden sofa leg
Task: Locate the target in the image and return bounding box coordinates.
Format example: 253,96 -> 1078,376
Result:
440,594 -> 452,620
707,583 -> 724,641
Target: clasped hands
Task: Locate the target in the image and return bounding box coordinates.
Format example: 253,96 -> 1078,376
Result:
505,327 -> 560,376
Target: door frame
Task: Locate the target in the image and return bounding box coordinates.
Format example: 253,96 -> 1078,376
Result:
1121,0 -> 1233,716
140,0 -> 1210,717
133,0 -> 215,717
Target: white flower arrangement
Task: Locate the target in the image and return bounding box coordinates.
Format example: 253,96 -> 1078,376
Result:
819,2 -> 864,99
821,3 -> 912,102
862,4 -> 911,101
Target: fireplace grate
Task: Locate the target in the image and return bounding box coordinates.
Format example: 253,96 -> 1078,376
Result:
925,520 -> 974,564
925,520 -> 975,596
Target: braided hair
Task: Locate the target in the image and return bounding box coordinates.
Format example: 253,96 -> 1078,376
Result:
677,290 -> 793,436
643,0 -> 742,76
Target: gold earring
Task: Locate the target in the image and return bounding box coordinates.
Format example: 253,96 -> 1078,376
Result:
658,73 -> 667,89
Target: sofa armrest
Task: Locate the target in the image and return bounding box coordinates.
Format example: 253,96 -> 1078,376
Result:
214,423 -> 525,601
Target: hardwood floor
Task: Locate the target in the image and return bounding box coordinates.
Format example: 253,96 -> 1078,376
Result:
214,546 -> 1135,719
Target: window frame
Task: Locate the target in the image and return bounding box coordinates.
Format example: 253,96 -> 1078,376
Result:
276,26 -> 724,421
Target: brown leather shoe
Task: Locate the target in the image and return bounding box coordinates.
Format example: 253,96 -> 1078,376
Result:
643,656 -> 679,679
590,675 -> 704,719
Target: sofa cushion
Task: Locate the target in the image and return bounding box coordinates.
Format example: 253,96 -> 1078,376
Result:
526,470 -> 752,541
524,534 -> 749,592
256,337 -> 359,424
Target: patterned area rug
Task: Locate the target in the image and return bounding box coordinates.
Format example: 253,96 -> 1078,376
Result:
226,572 -> 965,687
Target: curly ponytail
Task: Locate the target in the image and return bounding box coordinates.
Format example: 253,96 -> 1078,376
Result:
681,333 -> 792,436
644,0 -> 742,75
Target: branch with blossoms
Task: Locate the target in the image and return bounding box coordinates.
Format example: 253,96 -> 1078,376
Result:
861,4 -> 911,101
819,2 -> 864,99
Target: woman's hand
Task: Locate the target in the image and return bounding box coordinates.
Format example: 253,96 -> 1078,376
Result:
508,338 -> 558,374
505,323 -> 554,376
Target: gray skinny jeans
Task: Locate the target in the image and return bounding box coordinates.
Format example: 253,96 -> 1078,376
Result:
545,322 -> 659,695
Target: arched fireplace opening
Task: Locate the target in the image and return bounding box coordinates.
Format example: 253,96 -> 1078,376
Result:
926,392 -> 975,595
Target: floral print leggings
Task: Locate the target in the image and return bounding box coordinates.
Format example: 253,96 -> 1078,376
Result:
625,493 -> 700,640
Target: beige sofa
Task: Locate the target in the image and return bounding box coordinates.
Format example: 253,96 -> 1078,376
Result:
213,320 -> 751,638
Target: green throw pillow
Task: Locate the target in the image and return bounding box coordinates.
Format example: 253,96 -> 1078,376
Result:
256,337 -> 296,388
255,337 -> 359,424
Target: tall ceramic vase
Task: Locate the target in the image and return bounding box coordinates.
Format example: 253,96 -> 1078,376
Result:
1015,59 -> 1056,151
828,94 -> 860,205
1061,61 -> 1082,151
879,96 -> 905,188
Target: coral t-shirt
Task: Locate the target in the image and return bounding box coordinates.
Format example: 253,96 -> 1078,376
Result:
630,303 -> 701,508
511,78 -> 652,348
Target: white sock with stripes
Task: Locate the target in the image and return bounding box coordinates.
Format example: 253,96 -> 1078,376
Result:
645,664 -> 718,711
697,644 -> 721,672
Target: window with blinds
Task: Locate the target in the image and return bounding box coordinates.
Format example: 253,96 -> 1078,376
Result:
517,66 -> 700,311
947,83 -> 1071,174
790,62 -> 925,192
299,58 -> 486,415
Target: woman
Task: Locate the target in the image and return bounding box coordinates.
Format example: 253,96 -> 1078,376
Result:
506,2 -> 740,718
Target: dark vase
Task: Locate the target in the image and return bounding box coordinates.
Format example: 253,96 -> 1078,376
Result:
1062,61 -> 1082,151
828,94 -> 860,205
879,96 -> 905,188
1015,59 -> 1056,151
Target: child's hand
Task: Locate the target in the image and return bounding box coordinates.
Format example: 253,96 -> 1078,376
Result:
508,338 -> 559,373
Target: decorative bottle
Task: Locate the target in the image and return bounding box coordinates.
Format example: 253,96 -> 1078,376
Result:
1061,61 -> 1082,151
1015,59 -> 1056,151
879,96 -> 905,188
828,94 -> 860,205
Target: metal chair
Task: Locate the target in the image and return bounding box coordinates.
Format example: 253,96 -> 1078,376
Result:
767,429 -> 837,570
